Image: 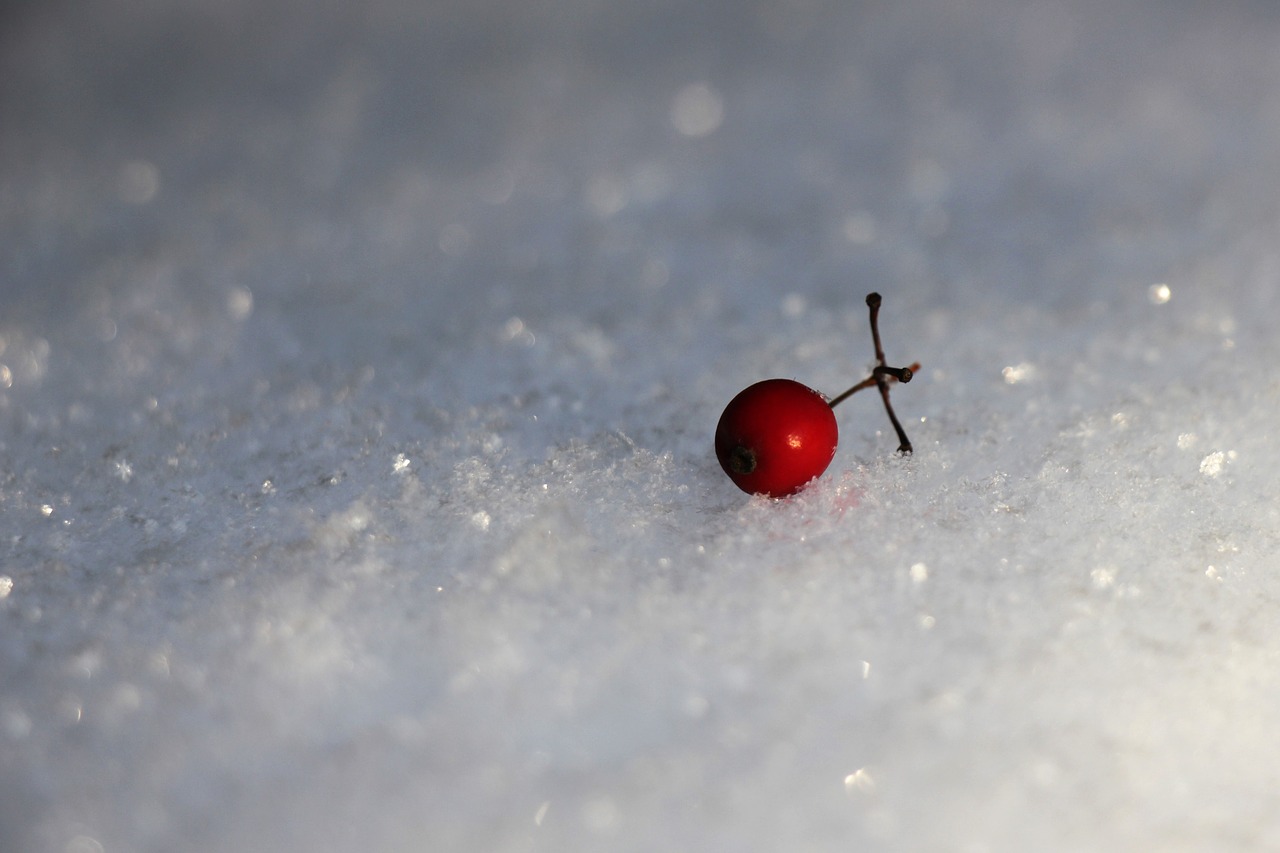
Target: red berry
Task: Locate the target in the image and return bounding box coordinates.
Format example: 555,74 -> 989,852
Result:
713,293 -> 917,499
714,379 -> 839,497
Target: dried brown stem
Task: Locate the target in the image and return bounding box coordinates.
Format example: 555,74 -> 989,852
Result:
827,293 -> 917,454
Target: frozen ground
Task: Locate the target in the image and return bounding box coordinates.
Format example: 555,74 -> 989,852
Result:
4,0 -> 1280,850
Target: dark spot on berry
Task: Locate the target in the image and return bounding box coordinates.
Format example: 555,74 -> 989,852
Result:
729,445 -> 756,475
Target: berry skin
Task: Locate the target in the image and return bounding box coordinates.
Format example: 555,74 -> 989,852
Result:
715,379 -> 839,498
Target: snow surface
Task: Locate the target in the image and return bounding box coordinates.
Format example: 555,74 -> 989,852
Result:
4,0 -> 1280,850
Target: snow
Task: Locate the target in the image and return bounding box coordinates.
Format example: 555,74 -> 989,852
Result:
4,0 -> 1280,850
